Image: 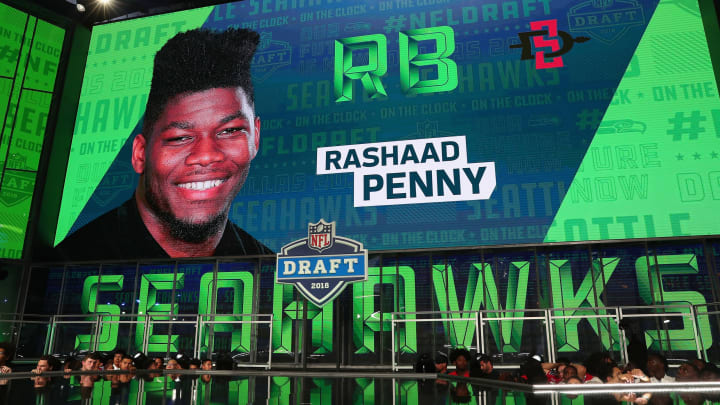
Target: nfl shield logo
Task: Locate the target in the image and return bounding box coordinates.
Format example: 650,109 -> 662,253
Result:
308,220 -> 334,253
277,220 -> 368,307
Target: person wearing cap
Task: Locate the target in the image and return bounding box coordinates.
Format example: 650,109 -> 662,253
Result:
435,353 -> 448,374
56,28 -> 272,259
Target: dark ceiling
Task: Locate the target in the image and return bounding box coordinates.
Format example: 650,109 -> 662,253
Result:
23,0 -> 233,26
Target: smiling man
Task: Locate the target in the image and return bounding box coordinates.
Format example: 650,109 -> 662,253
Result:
57,29 -> 272,259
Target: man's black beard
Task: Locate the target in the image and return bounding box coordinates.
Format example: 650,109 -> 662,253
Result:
145,185 -> 226,244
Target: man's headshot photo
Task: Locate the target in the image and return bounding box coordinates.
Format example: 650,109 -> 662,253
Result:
56,28 -> 272,259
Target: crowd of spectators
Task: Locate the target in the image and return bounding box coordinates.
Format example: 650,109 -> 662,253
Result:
0,343 -> 228,388
415,347 -> 720,404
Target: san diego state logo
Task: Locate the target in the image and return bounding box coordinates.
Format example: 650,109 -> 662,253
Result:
277,220 -> 367,307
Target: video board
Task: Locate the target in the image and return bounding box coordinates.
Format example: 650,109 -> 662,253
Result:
54,0 -> 720,259
0,2 -> 65,259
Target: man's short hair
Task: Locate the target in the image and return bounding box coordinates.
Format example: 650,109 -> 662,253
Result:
86,352 -> 102,361
477,354 -> 492,364
38,354 -> 60,370
648,352 -> 669,372
450,348 -> 471,363
143,28 -> 260,137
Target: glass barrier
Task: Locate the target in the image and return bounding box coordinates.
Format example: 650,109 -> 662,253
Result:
391,310 -> 479,371
198,314 -> 273,369
2,303 -> 718,370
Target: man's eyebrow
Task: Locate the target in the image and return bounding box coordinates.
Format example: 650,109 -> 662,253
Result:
220,111 -> 249,125
159,121 -> 193,133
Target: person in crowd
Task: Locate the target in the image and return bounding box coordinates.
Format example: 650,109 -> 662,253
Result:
64,357 -> 83,373
131,352 -> 149,369
542,359 -> 588,383
0,342 -> 12,386
119,355 -> 134,371
215,352 -> 234,370
448,349 -> 471,377
81,353 -> 101,371
700,364 -> 720,381
31,355 -> 61,373
189,359 -> 201,369
112,349 -> 126,370
471,354 -> 499,379
0,342 -> 13,374
691,358 -> 706,373
435,353 -> 448,374
166,358 -> 184,381
151,357 -> 164,369
201,359 -> 213,371
596,363 -> 652,404
583,352 -> 616,382
646,353 -> 674,383
413,353 -> 435,373
562,365 -> 578,382
519,356 -> 547,384
675,361 -> 700,381
566,376 -> 583,384
166,358 -> 182,370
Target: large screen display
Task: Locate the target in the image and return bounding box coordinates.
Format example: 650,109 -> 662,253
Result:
0,2 -> 65,259
54,0 -> 720,259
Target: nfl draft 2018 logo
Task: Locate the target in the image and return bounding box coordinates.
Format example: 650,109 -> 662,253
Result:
277,220 -> 367,307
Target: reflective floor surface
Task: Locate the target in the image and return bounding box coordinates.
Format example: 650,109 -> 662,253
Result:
1,371 -> 718,404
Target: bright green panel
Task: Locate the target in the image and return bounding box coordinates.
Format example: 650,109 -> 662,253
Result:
546,0 -> 720,242
0,78 -> 11,134
0,3 -> 27,77
55,6 -> 215,245
0,16 -> 35,172
0,169 -> 36,259
23,19 -> 65,92
6,89 -> 51,171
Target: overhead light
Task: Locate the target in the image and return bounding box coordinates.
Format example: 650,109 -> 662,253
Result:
98,0 -> 111,4
76,3 -> 85,12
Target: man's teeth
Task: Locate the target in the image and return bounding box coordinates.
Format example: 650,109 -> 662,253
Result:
178,180 -> 225,191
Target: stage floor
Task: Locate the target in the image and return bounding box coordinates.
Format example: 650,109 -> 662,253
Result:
1,370 -> 719,404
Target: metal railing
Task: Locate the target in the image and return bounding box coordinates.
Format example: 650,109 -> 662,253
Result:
390,310 -> 480,371
390,303 -> 717,370
197,313 -> 273,369
4,313 -> 273,368
2,302 -> 717,369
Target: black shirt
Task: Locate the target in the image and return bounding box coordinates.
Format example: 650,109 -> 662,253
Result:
55,197 -> 272,260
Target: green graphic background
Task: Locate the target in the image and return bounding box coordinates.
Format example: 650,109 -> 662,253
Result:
0,2 -> 65,259
53,0 -> 720,250
546,0 -> 720,242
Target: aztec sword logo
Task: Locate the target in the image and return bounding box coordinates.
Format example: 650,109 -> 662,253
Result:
276,220 -> 367,307
510,19 -> 590,69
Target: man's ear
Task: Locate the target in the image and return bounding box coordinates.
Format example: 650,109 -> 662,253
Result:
131,134 -> 146,174
251,116 -> 261,159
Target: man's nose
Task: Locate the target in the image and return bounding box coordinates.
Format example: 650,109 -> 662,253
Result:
186,136 -> 225,166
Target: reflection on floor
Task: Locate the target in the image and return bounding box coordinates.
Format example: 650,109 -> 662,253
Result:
1,371 -> 719,404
